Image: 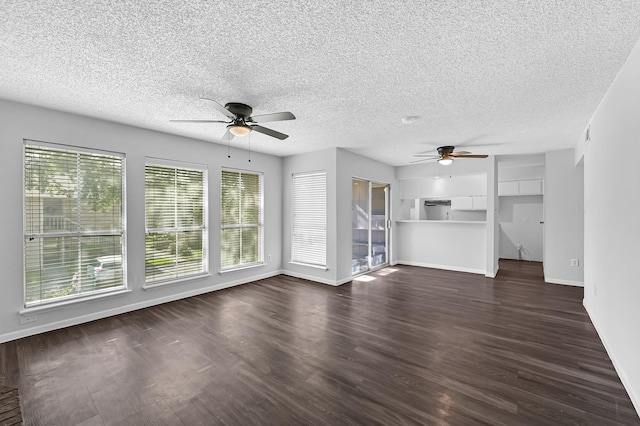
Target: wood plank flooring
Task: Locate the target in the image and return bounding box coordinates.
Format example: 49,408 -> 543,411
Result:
1,260 -> 638,425
0,385 -> 23,425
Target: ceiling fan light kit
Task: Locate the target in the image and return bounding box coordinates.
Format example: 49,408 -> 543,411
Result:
228,124 -> 251,137
438,155 -> 454,166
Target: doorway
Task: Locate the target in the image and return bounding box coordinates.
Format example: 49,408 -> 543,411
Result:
352,179 -> 389,275
498,195 -> 544,261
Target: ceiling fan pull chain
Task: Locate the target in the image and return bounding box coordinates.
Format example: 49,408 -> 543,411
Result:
248,132 -> 252,163
227,131 -> 231,158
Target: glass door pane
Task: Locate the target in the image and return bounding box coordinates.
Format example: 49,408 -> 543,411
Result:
371,182 -> 388,268
352,179 -> 370,274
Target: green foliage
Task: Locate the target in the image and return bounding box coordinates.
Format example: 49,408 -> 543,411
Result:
145,257 -> 175,267
25,147 -> 122,214
45,281 -> 77,299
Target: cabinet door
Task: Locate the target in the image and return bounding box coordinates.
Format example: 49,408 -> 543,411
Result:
472,196 -> 487,210
498,181 -> 519,196
519,179 -> 542,195
451,196 -> 473,210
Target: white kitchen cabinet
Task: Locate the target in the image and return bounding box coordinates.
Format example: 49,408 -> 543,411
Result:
498,181 -> 519,196
519,179 -> 543,195
451,196 -> 473,210
451,196 -> 486,211
499,179 -> 543,196
472,196 -> 487,210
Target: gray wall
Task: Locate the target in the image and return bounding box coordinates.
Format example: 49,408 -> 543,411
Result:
543,149 -> 584,285
0,99 -> 284,342
581,37 -> 640,415
281,148 -> 339,284
336,149 -> 396,283
281,148 -> 396,285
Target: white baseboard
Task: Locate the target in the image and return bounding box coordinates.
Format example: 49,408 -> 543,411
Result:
584,300 -> 640,418
282,270 -> 346,286
545,278 -> 584,287
486,263 -> 500,278
336,276 -> 353,285
0,270 -> 284,344
395,261 -> 485,275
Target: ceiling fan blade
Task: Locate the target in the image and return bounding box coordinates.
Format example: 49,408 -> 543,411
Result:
410,158 -> 437,164
250,111 -> 296,123
413,154 -> 440,158
451,154 -> 489,158
450,151 -> 471,156
251,125 -> 289,140
170,119 -> 228,123
199,97 -> 236,119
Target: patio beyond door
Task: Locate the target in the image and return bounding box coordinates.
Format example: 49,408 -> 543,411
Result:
352,179 -> 389,275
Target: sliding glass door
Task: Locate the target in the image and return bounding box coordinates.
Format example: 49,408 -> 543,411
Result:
352,179 -> 389,275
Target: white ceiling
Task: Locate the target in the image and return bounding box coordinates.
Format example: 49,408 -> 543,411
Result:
1,1 -> 640,166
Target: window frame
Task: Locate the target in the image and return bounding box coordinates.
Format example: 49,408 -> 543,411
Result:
220,168 -> 264,271
23,139 -> 127,308
291,170 -> 327,268
144,157 -> 209,286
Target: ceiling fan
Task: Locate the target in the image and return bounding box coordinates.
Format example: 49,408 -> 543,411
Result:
413,145 -> 488,165
171,98 -> 296,140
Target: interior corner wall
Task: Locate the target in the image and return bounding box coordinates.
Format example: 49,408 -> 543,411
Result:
0,99 -> 284,343
281,148 -> 339,284
486,156 -> 499,277
336,149 -> 396,283
543,149 -> 584,286
583,37 -> 640,416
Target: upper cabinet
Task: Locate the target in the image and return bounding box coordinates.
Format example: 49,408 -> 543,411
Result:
451,196 -> 487,211
498,179 -> 544,196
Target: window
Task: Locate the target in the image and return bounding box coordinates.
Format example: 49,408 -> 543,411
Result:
220,170 -> 263,270
292,171 -> 327,266
24,141 -> 125,307
145,160 -> 208,284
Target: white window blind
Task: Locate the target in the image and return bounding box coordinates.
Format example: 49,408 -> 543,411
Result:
292,171 -> 327,266
145,162 -> 208,283
221,170 -> 263,269
24,142 -> 125,307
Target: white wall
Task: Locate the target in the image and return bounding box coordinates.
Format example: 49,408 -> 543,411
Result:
336,149 -> 396,282
486,156 -> 499,277
583,38 -> 640,415
281,149 -> 395,285
498,165 -> 545,182
394,158 -> 496,276
0,99 -> 284,342
544,149 -> 584,286
498,196 -> 544,262
396,222 -> 486,274
400,174 -> 487,200
281,148 -> 339,284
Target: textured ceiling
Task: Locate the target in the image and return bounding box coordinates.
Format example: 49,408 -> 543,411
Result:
1,1 -> 640,166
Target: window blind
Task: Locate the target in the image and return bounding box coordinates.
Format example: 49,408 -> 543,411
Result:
221,170 -> 263,269
145,163 -> 208,283
24,142 -> 125,307
292,171 -> 327,266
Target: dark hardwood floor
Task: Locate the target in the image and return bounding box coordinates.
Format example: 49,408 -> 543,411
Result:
1,260 -> 638,425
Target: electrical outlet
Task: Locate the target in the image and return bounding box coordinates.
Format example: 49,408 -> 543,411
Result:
19,314 -> 37,325
570,259 -> 579,267
268,254 -> 271,262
